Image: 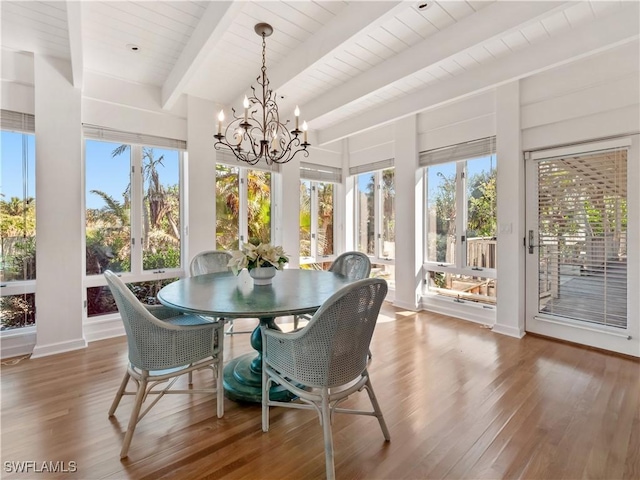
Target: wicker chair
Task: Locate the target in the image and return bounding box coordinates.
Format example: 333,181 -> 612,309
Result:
261,278 -> 390,480
294,251 -> 371,331
104,270 -> 225,459
190,250 -> 249,335
189,249 -> 232,276
328,250 -> 372,279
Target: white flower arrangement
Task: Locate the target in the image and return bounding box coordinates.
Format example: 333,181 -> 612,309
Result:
227,242 -> 289,275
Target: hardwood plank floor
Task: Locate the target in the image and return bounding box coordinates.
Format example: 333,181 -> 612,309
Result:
2,305 -> 638,479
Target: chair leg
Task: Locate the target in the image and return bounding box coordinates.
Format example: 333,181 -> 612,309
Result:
216,356 -> 224,419
364,377 -> 390,441
225,319 -> 252,335
120,377 -> 147,459
293,315 -> 299,330
321,389 -> 336,480
225,319 -> 234,334
109,371 -> 130,417
262,370 -> 271,432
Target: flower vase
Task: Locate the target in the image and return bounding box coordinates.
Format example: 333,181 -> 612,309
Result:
249,266 -> 276,285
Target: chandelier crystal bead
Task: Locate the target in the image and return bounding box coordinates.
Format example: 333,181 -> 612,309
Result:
214,23 -> 310,165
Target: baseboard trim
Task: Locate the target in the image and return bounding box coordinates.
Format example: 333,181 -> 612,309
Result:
392,299 -> 419,311
83,316 -> 125,343
31,338 -> 88,359
0,330 -> 36,359
491,323 -> 525,338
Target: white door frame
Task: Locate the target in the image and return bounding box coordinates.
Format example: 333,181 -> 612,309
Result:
524,136 -> 639,357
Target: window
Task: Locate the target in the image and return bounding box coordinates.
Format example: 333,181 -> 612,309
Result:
299,180 -> 335,265
1,111 -> 36,331
352,165 -> 395,286
216,164 -> 272,250
422,137 -> 497,305
84,131 -> 184,317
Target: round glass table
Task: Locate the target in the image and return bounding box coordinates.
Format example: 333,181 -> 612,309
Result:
157,269 -> 352,403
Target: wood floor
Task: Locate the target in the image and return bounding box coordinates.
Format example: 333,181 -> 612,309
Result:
2,305 -> 639,479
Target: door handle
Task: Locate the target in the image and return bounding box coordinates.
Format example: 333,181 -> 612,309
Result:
528,230 -> 539,254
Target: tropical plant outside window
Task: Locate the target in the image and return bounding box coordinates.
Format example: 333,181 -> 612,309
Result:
425,155 -> 497,304
1,130 -> 36,330
216,164 -> 271,251
85,140 -> 182,317
354,168 -> 395,286
300,180 -> 335,266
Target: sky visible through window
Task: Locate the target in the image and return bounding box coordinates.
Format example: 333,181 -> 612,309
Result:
85,140 -> 179,209
2,135 -> 179,209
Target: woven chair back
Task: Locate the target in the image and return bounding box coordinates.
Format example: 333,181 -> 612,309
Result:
190,250 -> 232,276
266,278 -> 387,388
104,270 -> 214,370
328,251 -> 371,280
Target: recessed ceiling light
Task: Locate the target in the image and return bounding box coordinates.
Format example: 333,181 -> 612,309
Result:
126,44 -> 140,52
417,2 -> 432,10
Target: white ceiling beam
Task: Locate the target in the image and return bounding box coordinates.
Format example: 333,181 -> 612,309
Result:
316,4 -> 640,145
162,1 -> 244,110
228,1 -> 405,110
303,1 -> 566,124
66,0 -> 83,89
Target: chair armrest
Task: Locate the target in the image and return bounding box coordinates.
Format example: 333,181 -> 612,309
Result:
261,324 -> 306,342
145,304 -> 183,320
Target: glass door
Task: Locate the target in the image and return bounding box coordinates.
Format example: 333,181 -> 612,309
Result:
525,138 -> 638,355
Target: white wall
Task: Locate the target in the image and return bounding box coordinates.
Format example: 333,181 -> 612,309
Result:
521,42 -> 640,150
83,72 -> 187,141
31,55 -> 86,358
186,95 -> 217,260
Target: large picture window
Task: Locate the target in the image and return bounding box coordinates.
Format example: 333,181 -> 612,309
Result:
216,164 -> 272,250
352,165 -> 395,286
299,180 -> 335,264
422,137 -> 497,305
1,112 -> 37,331
84,132 -> 184,317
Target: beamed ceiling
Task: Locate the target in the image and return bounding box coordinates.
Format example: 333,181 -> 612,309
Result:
1,1 -> 638,145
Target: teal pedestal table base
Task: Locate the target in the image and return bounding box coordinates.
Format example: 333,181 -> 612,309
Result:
223,317 -> 296,403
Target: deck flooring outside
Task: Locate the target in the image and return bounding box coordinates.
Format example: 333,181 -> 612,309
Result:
540,262 -> 627,328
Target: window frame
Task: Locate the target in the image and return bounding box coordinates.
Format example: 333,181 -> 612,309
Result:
422,149 -> 497,306
215,161 -> 275,249
299,180 -> 337,266
83,138 -> 186,320
1,119 -> 37,333
353,165 -> 396,266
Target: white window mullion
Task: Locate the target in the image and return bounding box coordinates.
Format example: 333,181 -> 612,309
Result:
455,162 -> 466,270
311,183 -> 319,258
375,173 -> 383,260
239,171 -> 248,245
130,145 -> 143,274
180,151 -> 188,270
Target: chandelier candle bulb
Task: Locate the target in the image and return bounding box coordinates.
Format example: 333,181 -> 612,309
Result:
217,110 -> 224,135
294,105 -> 300,130
243,96 -> 249,123
303,121 -> 308,143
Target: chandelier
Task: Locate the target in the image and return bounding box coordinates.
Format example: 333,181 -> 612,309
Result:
214,23 -> 310,165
